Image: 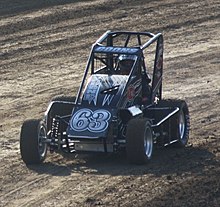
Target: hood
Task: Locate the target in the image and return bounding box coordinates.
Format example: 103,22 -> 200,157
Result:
82,74 -> 128,108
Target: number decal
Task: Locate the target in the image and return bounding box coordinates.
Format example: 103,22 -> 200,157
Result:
71,109 -> 91,131
70,109 -> 111,132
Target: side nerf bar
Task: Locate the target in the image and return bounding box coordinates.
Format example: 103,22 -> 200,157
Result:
147,107 -> 180,127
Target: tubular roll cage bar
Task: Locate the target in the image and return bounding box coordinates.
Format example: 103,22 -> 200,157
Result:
95,30 -> 162,49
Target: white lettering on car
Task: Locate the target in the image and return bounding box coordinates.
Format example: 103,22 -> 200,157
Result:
70,109 -> 111,132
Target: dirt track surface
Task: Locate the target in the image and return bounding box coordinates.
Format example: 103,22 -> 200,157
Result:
0,0 -> 220,206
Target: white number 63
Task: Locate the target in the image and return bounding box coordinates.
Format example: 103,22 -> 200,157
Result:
70,109 -> 111,132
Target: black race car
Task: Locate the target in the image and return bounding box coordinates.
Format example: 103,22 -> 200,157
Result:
20,31 -> 190,165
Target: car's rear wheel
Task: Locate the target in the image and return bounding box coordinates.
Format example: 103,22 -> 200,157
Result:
173,100 -> 190,147
157,99 -> 190,147
20,119 -> 47,165
126,118 -> 153,164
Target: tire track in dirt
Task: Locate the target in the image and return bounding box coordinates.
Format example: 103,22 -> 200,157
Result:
1,0 -> 219,67
0,155 -> 70,206
0,155 -> 143,207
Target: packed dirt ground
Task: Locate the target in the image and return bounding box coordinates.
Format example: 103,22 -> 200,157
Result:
0,0 -> 220,206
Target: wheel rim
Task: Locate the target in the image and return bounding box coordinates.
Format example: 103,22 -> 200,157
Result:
179,110 -> 186,140
144,127 -> 153,158
38,125 -> 47,158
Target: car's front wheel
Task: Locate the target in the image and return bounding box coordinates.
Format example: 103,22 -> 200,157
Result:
20,119 -> 47,165
126,118 -> 153,164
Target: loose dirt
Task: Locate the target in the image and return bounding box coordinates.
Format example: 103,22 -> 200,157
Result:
0,0 -> 220,206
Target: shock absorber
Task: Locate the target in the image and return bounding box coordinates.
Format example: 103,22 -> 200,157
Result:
50,117 -> 60,152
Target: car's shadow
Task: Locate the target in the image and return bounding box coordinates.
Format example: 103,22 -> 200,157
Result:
28,145 -> 217,178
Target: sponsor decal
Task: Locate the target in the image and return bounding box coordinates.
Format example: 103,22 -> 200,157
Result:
102,94 -> 115,106
83,78 -> 100,105
127,86 -> 135,101
94,46 -> 139,54
122,79 -> 142,107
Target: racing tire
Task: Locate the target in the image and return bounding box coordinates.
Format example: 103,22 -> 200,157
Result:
20,119 -> 47,165
126,118 -> 153,164
158,99 -> 190,147
172,100 -> 190,147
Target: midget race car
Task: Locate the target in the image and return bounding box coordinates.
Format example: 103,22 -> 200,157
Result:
20,31 -> 190,165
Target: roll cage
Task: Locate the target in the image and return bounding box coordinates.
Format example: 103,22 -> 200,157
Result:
76,31 -> 163,106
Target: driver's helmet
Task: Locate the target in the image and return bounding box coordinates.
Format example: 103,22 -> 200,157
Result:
118,54 -> 136,75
